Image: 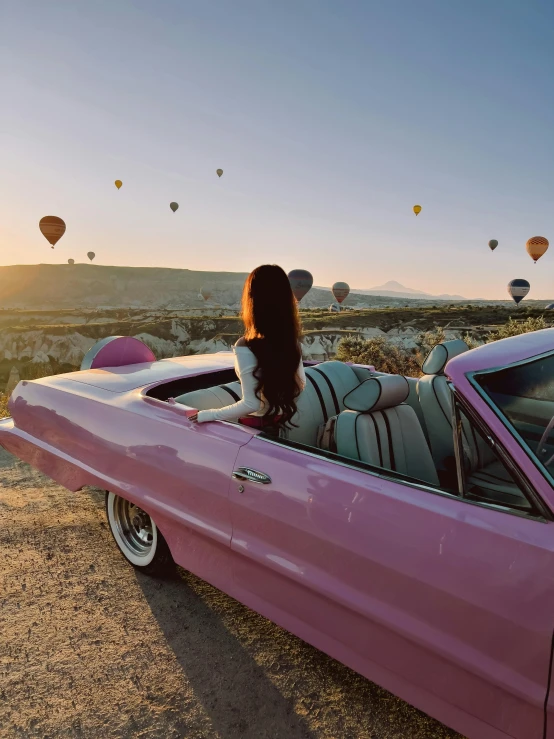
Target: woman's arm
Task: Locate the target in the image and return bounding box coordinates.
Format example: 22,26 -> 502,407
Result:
196,348 -> 261,423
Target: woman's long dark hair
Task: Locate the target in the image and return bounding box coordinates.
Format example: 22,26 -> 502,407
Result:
241,264 -> 302,428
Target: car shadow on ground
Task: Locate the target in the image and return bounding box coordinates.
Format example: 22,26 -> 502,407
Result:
136,566 -> 318,739
136,565 -> 463,739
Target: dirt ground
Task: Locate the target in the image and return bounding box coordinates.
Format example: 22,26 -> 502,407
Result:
0,448 -> 464,739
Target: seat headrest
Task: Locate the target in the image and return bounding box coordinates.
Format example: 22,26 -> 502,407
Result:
421,339 -> 468,375
343,375 -> 410,413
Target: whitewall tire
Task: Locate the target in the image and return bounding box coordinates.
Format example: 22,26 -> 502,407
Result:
105,492 -> 174,576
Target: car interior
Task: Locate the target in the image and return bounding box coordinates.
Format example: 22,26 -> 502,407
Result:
148,340 -> 537,513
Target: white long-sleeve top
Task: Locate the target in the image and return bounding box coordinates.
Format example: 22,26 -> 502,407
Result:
197,345 -> 306,423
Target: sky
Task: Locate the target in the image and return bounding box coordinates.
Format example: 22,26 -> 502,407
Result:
2,0 -> 554,299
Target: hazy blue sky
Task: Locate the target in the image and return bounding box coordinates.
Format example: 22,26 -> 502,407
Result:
2,0 -> 553,298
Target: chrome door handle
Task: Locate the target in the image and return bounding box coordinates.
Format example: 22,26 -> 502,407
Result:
232,467 -> 272,485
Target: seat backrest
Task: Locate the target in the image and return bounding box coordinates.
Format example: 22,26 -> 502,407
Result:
175,381 -> 242,412
335,375 -> 439,486
417,340 -> 468,471
417,339 -> 496,474
405,376 -> 428,441
288,361 -> 362,445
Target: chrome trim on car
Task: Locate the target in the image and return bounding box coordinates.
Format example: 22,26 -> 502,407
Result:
232,467 -> 272,484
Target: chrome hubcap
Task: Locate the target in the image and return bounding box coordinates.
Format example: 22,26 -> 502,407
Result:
113,497 -> 154,557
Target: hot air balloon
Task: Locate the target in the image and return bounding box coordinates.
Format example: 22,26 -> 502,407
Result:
200,287 -> 212,301
507,279 -> 530,306
329,303 -> 341,313
288,269 -> 313,302
488,240 -> 498,251
114,180 -> 122,190
67,258 -> 74,265
332,281 -> 350,304
170,202 -> 179,212
526,236 -> 549,264
216,169 -> 223,178
87,252 -> 95,262
546,303 -> 554,310
39,216 -> 66,249
413,205 -> 422,216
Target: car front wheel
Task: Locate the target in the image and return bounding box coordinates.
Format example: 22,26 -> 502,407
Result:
105,492 -> 174,576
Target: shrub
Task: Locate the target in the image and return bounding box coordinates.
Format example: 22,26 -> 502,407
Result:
487,316 -> 549,342
462,332 -> 482,350
417,327 -> 446,355
335,335 -> 423,377
0,394 -> 9,419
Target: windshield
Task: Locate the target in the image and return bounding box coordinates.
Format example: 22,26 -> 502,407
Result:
474,352 -> 554,478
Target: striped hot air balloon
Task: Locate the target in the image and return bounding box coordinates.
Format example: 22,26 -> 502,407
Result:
288,269 -> 313,302
507,279 -> 530,306
332,281 -> 350,304
39,216 -> 66,248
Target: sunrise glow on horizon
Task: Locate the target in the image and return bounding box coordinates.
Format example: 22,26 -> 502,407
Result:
2,1 -> 554,299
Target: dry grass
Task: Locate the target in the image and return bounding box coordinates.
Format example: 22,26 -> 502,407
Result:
0,394 -> 8,419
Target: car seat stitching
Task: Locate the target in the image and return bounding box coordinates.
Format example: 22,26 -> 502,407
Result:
394,406 -> 407,473
306,373 -> 328,423
354,413 -> 362,460
431,376 -> 452,428
369,414 -> 383,466
219,385 -> 240,402
311,367 -> 340,415
380,411 -> 396,470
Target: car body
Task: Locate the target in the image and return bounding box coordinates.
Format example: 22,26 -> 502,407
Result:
3,331 -> 554,739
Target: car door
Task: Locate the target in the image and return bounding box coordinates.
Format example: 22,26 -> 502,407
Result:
229,432 -> 554,739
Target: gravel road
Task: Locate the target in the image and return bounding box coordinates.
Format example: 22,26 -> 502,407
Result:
0,448 -> 464,739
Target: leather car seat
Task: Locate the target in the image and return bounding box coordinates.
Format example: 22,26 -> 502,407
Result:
174,382 -> 243,413
175,361 -> 371,442
334,375 -> 439,487
287,361 -> 373,446
417,340 -> 469,474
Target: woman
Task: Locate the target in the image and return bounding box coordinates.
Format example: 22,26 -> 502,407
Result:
190,264 -> 306,431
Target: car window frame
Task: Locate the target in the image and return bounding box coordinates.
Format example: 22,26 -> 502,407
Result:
467,350 -> 554,492
449,384 -> 551,522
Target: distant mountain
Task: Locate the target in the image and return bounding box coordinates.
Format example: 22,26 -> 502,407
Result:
350,280 -> 466,301
0,266 -> 479,311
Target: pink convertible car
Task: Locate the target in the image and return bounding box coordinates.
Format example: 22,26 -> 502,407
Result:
2,330 -> 554,739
